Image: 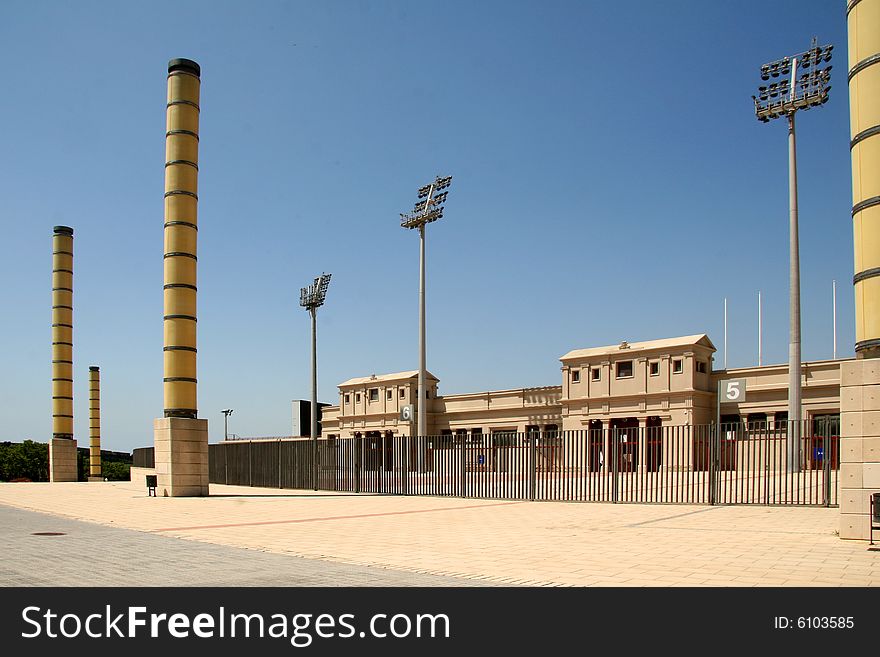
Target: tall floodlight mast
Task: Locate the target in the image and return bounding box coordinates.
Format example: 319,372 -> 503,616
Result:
300,273 -> 332,490
752,39 -> 833,472
400,175 -> 452,443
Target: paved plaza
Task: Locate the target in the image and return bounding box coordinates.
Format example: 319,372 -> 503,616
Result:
0,480 -> 877,586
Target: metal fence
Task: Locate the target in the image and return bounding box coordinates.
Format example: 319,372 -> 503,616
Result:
132,447 -> 154,469
207,421 -> 839,507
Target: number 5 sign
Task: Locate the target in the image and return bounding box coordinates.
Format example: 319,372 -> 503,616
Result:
719,378 -> 747,402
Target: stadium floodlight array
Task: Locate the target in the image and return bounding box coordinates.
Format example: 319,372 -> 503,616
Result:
752,43 -> 832,122
299,273 -> 332,311
400,176 -> 452,229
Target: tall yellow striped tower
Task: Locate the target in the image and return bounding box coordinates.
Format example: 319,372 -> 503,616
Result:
88,366 -> 102,481
49,225 -> 77,482
840,0 -> 880,539
153,58 -> 209,497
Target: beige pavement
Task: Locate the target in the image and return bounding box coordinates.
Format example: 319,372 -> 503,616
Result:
0,481 -> 877,586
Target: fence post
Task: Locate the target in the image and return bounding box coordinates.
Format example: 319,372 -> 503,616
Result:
611,428 -> 618,503
278,439 -> 282,489
224,443 -> 228,485
823,430 -> 831,507
453,436 -> 467,497
403,436 -> 409,496
248,440 -> 253,487
355,437 -> 361,494
709,424 -> 717,505
529,433 -> 536,501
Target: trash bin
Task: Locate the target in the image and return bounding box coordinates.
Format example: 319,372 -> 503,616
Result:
145,474 -> 157,497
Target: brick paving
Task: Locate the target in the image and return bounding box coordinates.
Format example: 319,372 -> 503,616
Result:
0,505 -> 487,586
0,480 -> 877,586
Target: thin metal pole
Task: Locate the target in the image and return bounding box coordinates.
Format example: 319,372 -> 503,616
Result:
311,306 -> 318,490
787,112 -> 802,473
224,413 -> 228,440
418,222 -> 427,442
832,279 -> 837,360
758,291 -> 762,367
724,298 -> 728,369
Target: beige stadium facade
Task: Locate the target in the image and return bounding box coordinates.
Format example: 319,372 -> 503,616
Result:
320,334 -> 846,442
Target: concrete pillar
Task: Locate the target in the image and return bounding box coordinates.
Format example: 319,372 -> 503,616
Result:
50,225 -> 77,482
840,0 -> 880,539
154,57 -> 208,497
88,366 -> 102,481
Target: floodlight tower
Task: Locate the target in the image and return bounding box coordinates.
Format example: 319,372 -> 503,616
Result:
221,408 -> 233,440
752,39 -> 833,472
300,273 -> 332,488
400,175 -> 452,441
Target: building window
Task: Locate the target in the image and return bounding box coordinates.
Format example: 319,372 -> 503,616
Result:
649,361 -> 660,376
616,361 -> 633,378
571,370 -> 580,383
426,390 -> 431,399
344,394 -> 350,404
592,368 -> 601,382
400,388 -> 406,399
747,412 -> 767,431
696,361 -> 707,374
355,393 -> 361,403
369,388 -> 379,402
672,359 -> 683,374
387,389 -> 393,400
774,411 -> 788,432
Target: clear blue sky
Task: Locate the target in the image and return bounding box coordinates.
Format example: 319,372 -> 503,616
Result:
0,1 -> 854,452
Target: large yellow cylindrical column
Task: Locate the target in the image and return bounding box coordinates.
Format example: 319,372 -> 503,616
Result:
849,0 -> 880,357
52,226 -> 74,439
163,58 -> 200,417
89,366 -> 101,477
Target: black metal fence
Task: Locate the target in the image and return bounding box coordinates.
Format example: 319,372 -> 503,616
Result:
206,421 -> 839,507
132,447 -> 154,469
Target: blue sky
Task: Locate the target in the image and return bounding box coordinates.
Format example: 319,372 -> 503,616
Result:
0,1 -> 854,452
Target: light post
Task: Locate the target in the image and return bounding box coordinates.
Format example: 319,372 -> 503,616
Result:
400,175 -> 452,445
300,273 -> 331,490
752,39 -> 832,472
221,409 -> 233,441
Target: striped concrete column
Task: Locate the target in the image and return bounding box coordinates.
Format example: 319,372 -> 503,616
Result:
850,0 -> 880,356
154,57 -> 209,497
840,0 -> 880,539
88,366 -> 101,479
164,58 -> 200,418
50,225 -> 77,482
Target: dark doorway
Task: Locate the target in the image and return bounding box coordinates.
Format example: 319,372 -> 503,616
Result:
611,417 -> 639,472
588,420 -> 604,472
